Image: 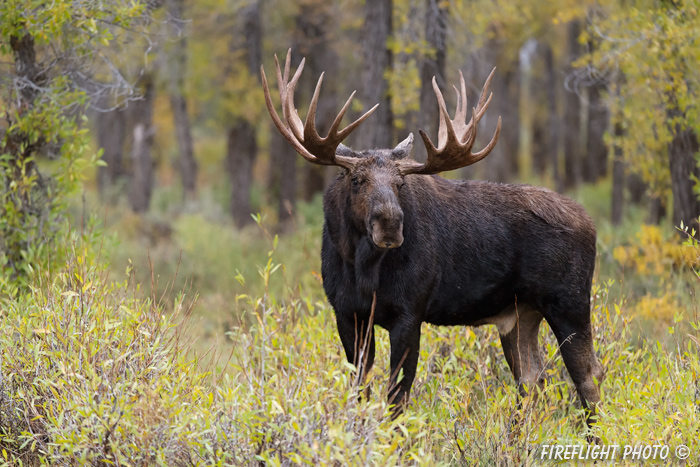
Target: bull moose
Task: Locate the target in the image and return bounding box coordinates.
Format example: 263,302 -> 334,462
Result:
261,50 -> 604,425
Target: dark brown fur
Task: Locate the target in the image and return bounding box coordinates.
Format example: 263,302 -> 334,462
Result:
321,142 -> 604,426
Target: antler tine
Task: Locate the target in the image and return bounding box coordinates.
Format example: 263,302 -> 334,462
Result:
284,57 -> 306,142
261,64 -> 317,164
399,68 -> 501,175
454,70 -> 468,130
337,101 -> 380,141
304,72 -> 324,142
433,76 -> 457,150
471,116 -> 501,160
261,51 -> 379,169
328,90 -> 356,137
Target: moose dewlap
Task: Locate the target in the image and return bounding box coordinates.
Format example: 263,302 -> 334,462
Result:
261,49 -> 603,427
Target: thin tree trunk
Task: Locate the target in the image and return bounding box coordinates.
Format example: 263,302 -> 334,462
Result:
294,2 -> 338,201
647,196 -> 666,225
227,121 -> 257,227
96,104 -> 126,199
627,173 -> 645,205
227,2 -> 261,228
543,43 -> 562,192
611,121 -> 624,226
357,0 -> 393,149
669,121 -> 700,233
417,0 -> 447,163
168,0 -> 197,200
128,76 -> 156,213
268,129 -> 297,225
481,37 -> 520,183
586,79 -> 609,182
563,20 -> 583,189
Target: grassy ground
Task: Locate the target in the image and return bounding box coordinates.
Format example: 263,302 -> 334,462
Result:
1,177 -> 698,465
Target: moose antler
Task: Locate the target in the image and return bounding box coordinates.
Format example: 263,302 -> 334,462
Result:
261,49 -> 378,170
399,68 -> 502,175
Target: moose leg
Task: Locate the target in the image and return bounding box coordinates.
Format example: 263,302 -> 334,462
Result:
499,305 -> 546,399
336,312 -> 376,389
387,319 -> 422,414
546,309 -> 604,428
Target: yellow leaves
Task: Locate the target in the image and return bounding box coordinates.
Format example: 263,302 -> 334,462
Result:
634,292 -> 679,323
613,224 -> 698,276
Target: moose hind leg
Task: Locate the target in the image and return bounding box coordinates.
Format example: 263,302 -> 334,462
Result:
498,305 -> 546,398
546,306 -> 604,427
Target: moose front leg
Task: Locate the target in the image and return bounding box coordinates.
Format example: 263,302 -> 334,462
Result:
336,311 -> 376,391
387,319 -> 422,415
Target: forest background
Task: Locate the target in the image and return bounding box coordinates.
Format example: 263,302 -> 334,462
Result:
0,0 -> 699,465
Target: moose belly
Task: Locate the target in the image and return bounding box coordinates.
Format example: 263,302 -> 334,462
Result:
423,281 -> 518,327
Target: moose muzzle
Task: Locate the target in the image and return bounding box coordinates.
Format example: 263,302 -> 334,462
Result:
369,206 -> 404,249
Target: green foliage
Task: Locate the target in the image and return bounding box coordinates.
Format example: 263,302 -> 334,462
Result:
1,227 -> 698,465
580,0 -> 700,197
0,0 -> 149,289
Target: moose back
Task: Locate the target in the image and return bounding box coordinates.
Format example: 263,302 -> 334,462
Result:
261,50 -> 603,425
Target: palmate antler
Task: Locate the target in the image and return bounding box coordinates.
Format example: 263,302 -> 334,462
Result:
261,49 -> 378,170
398,69 -> 501,175
262,50 -> 501,175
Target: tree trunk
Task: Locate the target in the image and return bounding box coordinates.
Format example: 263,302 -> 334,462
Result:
611,121 -> 624,226
543,43 -> 562,192
481,37 -> 520,183
168,0 -> 197,200
227,2 -> 261,228
669,121 -> 700,233
293,2 -> 338,201
586,79 -> 609,182
647,196 -> 667,225
227,121 -> 257,228
268,129 -> 297,225
96,104 -> 126,199
563,20 -> 583,189
128,76 -> 156,213
627,173 -> 646,205
356,0 -> 393,150
417,0 -> 447,163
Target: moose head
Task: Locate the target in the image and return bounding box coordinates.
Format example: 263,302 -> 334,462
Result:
261,50 -> 501,251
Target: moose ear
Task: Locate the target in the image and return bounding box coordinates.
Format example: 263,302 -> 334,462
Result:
391,133 -> 414,159
336,143 -> 355,158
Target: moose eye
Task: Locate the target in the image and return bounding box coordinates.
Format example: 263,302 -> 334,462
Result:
351,177 -> 360,187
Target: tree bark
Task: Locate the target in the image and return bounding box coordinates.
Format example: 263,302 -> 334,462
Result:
669,121 -> 700,233
227,2 -> 261,228
293,2 -> 338,201
480,36 -> 520,183
417,0 -> 447,163
647,196 -> 666,225
227,121 -> 257,227
611,121 -> 624,226
586,79 -> 609,182
543,43 -> 562,192
96,104 -> 126,199
268,129 -> 297,225
167,0 -> 197,200
563,20 -> 583,189
356,0 -> 393,150
128,76 -> 156,213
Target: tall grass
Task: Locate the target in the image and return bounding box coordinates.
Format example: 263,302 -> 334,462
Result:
1,218 -> 698,465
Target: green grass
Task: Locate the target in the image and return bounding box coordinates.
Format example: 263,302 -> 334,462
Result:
1,180 -> 698,465
0,233 -> 698,465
